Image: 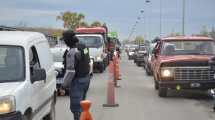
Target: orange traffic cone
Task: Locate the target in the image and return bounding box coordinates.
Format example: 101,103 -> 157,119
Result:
103,61 -> 119,107
115,55 -> 121,80
113,56 -> 120,87
80,100 -> 93,120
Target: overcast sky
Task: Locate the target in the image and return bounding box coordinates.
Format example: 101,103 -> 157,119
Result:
0,0 -> 215,40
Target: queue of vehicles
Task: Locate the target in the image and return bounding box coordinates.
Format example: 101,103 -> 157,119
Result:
126,36 -> 215,100
0,26 -> 120,119
50,27 -> 122,96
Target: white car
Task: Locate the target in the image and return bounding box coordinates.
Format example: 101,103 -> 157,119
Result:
76,34 -> 107,73
0,31 -> 56,120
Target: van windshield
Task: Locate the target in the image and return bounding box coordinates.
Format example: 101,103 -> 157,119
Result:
77,36 -> 103,48
161,40 -> 215,56
0,46 -> 25,82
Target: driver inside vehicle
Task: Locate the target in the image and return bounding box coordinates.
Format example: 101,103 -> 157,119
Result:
163,44 -> 176,55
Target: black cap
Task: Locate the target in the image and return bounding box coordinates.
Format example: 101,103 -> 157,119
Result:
62,30 -> 79,47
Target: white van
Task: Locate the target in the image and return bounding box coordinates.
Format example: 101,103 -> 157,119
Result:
0,31 -> 56,120
76,34 -> 107,73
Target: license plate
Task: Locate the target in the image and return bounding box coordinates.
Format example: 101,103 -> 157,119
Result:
56,78 -> 64,84
190,83 -> 201,88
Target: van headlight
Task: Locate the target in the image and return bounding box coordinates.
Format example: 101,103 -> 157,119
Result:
161,67 -> 174,78
0,96 -> 16,114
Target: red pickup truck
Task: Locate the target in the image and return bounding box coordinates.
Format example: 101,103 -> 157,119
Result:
151,36 -> 215,97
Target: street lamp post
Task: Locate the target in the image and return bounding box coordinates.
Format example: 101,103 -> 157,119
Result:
160,0 -> 162,37
128,10 -> 144,41
182,0 -> 185,36
140,10 -> 145,41
145,0 -> 151,40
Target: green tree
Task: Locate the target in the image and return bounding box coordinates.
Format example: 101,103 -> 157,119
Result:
134,36 -> 144,45
91,21 -> 102,27
57,11 -> 85,30
168,32 -> 181,37
79,22 -> 89,27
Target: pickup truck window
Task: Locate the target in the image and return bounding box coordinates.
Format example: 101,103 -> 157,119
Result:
77,36 -> 103,48
0,46 -> 25,82
161,40 -> 215,56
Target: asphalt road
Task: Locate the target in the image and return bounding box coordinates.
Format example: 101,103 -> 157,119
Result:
56,53 -> 215,120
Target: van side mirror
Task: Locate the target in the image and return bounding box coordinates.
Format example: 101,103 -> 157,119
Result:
31,68 -> 46,83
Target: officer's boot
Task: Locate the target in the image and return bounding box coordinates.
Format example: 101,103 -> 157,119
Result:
73,112 -> 81,120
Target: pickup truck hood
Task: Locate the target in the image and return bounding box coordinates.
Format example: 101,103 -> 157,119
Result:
0,82 -> 22,97
159,55 -> 212,64
89,48 -> 102,57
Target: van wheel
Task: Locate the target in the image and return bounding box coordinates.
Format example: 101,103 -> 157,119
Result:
44,100 -> 56,120
158,87 -> 167,97
22,113 -> 32,120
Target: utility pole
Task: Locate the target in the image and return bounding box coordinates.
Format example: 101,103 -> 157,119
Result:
160,0 -> 162,37
145,0 -> 151,40
182,0 -> 185,36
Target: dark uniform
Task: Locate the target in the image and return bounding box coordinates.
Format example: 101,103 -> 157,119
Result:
63,31 -> 90,120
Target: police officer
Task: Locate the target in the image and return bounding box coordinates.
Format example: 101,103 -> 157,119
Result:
62,30 -> 90,120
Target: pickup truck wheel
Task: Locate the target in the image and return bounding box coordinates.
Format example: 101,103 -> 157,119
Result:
44,100 -> 56,120
99,63 -> 105,73
158,87 -> 167,97
146,68 -> 152,76
154,80 -> 159,90
153,75 -> 159,90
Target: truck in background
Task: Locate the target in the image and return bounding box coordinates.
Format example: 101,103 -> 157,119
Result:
75,27 -> 108,73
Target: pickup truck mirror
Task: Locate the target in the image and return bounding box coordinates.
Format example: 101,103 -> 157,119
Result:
152,48 -> 156,54
152,49 -> 159,58
31,68 -> 46,84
